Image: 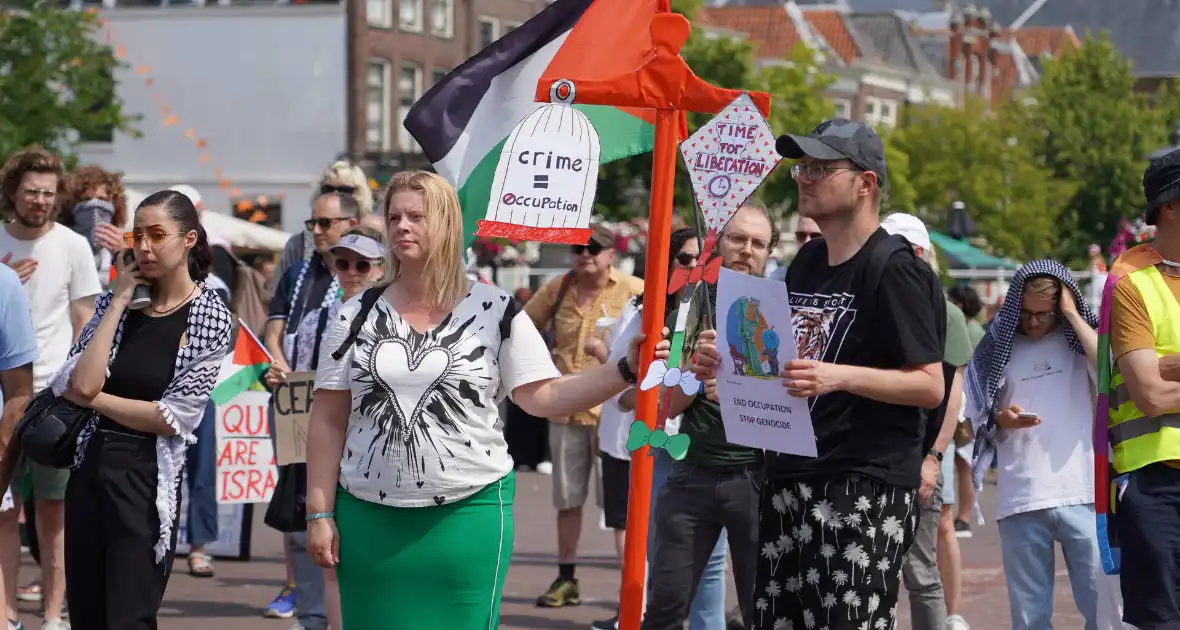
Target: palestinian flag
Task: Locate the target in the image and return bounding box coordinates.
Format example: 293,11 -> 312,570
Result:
403,0 -> 668,246
210,324 -> 272,406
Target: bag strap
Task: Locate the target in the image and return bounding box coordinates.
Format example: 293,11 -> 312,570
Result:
330,287 -> 383,361
310,304 -> 332,369
861,233 -> 914,303
545,271 -> 575,341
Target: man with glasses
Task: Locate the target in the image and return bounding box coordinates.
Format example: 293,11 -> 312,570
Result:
964,261 -> 1101,629
641,203 -> 778,630
769,216 -> 821,282
262,191 -> 357,626
525,224 -> 643,609
696,119 -> 946,630
0,146 -> 102,630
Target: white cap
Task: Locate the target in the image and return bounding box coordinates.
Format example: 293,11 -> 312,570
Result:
169,184 -> 203,208
881,213 -> 932,253
330,234 -> 385,260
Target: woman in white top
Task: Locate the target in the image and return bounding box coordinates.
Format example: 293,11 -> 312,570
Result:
305,171 -> 647,629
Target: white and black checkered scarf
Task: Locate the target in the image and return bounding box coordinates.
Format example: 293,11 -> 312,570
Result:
964,260 -> 1097,500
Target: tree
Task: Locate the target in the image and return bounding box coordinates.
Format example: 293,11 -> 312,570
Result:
0,1 -> 137,161
1026,32 -> 1159,263
889,97 -> 1074,262
595,2 -> 836,226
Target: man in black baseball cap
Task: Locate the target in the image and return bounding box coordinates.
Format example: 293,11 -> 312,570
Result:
701,118 -> 947,630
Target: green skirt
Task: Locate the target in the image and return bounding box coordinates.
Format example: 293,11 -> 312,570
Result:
335,472 -> 515,629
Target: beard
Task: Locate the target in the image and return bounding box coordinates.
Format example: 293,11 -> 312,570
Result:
14,207 -> 51,228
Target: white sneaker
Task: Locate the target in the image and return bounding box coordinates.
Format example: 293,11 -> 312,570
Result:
536,461 -> 553,475
41,620 -> 70,630
946,614 -> 970,630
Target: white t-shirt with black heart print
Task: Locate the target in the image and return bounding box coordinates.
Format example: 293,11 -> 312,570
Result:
315,282 -> 560,507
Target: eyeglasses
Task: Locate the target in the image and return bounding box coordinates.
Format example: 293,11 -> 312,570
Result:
675,252 -> 698,266
795,231 -> 822,243
722,231 -> 770,253
123,230 -> 183,248
21,188 -> 55,201
334,257 -> 377,274
1019,308 -> 1056,323
304,217 -> 351,232
790,163 -> 860,183
571,242 -> 607,256
321,184 -> 356,195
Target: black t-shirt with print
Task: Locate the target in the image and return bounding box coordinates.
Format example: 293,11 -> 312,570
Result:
772,228 -> 946,488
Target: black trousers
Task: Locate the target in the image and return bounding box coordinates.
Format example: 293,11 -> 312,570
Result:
65,427 -> 179,630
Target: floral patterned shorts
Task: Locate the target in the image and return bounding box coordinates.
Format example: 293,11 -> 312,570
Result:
752,475 -> 919,630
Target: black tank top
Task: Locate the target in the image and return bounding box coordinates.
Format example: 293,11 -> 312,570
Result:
98,303 -> 192,437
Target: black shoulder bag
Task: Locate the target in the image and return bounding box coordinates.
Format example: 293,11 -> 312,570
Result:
541,272 -> 575,351
17,389 -> 96,469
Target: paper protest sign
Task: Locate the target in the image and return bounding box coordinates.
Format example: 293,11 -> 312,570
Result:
680,93 -> 781,230
215,391 -> 277,504
273,371 -> 315,465
480,96 -> 601,244
715,267 -> 817,457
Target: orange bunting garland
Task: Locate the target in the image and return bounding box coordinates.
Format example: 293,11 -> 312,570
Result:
95,13 -> 239,196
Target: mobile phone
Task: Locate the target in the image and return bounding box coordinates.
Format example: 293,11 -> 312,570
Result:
123,250 -> 153,310
1017,412 -> 1039,420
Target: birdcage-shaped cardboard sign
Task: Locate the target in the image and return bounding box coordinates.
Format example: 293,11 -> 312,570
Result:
479,90 -> 601,244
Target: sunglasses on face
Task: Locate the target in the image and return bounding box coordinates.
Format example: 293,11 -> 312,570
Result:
571,242 -> 607,256
321,184 -> 356,195
123,230 -> 182,248
675,252 -> 698,266
334,257 -> 377,274
795,231 -> 822,242
304,217 -> 350,232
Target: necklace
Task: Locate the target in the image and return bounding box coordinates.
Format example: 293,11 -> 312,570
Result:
152,283 -> 199,315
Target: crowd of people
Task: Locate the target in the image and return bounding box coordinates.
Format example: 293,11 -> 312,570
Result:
0,113 -> 1174,630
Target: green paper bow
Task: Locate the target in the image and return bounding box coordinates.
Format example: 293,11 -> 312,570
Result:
626,420 -> 691,460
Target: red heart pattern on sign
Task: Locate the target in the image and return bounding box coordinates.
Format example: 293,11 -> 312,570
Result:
678,93 -> 782,231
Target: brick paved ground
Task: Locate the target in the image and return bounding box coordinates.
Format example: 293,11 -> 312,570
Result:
12,473 -> 1090,629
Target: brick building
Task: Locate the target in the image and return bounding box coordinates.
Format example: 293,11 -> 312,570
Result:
351,0 -> 550,173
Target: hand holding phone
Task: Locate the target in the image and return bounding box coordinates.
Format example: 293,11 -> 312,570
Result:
999,405 -> 1041,430
118,250 -> 152,310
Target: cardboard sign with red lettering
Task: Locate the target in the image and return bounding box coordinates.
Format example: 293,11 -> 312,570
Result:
215,390 -> 277,504
273,371 -> 314,465
680,92 -> 781,231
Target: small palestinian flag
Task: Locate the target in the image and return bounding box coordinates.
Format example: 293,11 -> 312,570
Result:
210,323 -> 272,406
403,0 -> 668,246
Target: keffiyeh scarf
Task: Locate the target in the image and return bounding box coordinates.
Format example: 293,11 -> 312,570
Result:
49,287 -> 233,562
964,260 -> 1098,507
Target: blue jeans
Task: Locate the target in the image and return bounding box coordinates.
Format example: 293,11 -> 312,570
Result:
649,450 -> 728,630
290,531 -> 328,630
185,402 -> 219,546
998,504 -> 1100,630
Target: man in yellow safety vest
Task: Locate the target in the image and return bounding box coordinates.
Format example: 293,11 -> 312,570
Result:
1106,147 -> 1180,629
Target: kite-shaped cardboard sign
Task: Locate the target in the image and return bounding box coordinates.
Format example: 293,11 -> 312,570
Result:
680,92 -> 781,231
479,88 -> 601,244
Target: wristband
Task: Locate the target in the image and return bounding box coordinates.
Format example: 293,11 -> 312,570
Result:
306,512 -> 335,522
618,357 -> 638,385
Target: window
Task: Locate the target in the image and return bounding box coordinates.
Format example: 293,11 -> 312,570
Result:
505,22 -> 520,35
368,0 -> 391,27
433,68 -> 450,86
429,0 -> 453,37
832,98 -> 851,119
478,17 -> 499,49
399,0 -> 422,31
366,61 -> 391,151
863,97 -> 898,127
398,63 -> 423,153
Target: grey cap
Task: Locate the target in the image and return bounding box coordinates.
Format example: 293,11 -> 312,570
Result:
776,118 -> 888,186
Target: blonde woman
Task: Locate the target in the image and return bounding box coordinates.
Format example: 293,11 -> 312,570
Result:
276,161 -> 375,285
305,171 -> 648,628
